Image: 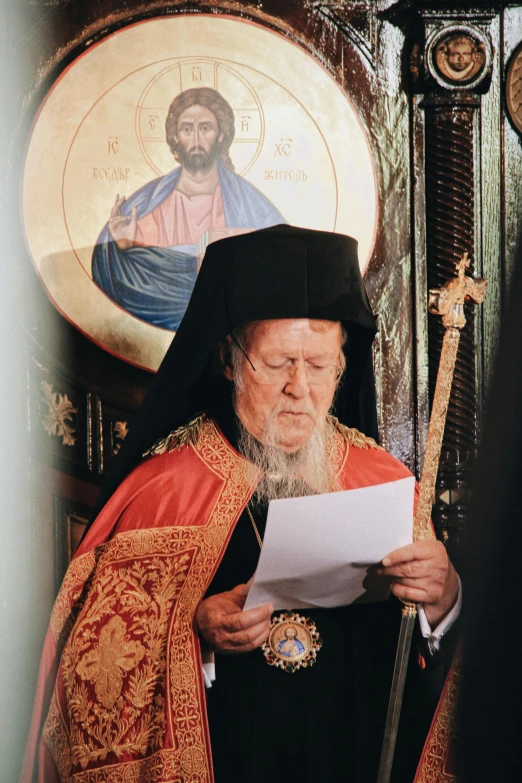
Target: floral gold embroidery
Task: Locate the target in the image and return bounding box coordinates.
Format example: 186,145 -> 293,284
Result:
143,413 -> 205,457
414,648 -> 462,782
43,418 -> 260,783
44,549 -> 194,775
50,550 -> 97,642
76,615 -> 146,709
330,415 -> 383,450
325,416 -> 349,482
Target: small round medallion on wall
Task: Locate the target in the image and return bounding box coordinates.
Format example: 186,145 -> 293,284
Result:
506,42 -> 522,136
426,25 -> 491,91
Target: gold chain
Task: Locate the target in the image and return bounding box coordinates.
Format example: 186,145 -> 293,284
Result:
245,505 -> 263,550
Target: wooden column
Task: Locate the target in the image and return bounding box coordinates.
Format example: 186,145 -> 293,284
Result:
416,15 -> 494,563
423,93 -> 479,558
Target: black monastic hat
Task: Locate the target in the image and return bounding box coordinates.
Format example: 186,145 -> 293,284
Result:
92,224 -> 379,519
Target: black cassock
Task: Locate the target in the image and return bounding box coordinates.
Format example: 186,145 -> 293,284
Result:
204,418 -> 459,783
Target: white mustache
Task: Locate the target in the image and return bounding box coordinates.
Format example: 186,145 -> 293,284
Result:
275,404 -> 316,417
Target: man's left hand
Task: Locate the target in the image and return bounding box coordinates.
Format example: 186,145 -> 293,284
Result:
378,540 -> 459,628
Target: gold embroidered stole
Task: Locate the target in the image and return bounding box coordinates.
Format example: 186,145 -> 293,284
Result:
414,649 -> 462,783
42,417 -> 260,783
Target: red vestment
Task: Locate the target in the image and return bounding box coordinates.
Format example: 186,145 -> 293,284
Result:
21,416 -> 456,783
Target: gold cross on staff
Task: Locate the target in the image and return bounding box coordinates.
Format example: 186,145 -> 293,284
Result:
428,252 -> 488,329
415,252 -> 488,542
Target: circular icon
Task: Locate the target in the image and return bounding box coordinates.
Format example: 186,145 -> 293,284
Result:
262,612 -> 323,673
427,25 -> 490,90
23,15 -> 378,371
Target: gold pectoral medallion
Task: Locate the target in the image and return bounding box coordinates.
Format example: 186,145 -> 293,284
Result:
245,508 -> 322,672
261,612 -> 323,673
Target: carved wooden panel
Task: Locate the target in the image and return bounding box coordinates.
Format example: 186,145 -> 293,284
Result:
28,354 -> 94,480
97,398 -> 135,476
28,345 -> 135,481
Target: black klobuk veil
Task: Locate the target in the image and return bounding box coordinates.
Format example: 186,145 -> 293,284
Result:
89,224 -> 378,528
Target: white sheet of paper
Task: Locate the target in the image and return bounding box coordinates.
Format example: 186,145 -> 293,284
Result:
244,476 -> 415,611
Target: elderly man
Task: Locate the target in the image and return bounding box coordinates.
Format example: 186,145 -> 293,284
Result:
23,226 -> 459,783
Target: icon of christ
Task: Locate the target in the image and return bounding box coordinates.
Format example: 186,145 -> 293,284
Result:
92,86 -> 285,331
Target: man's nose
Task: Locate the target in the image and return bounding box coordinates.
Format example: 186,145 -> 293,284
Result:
283,363 -> 310,397
194,125 -> 200,145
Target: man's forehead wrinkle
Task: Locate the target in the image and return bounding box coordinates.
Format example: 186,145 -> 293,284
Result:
244,318 -> 339,335
242,319 -> 341,358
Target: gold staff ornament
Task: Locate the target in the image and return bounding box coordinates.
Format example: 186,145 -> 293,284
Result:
415,253 -> 488,540
377,253 -> 487,783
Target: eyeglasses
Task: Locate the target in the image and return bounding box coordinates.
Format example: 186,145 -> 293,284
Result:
231,335 -> 343,386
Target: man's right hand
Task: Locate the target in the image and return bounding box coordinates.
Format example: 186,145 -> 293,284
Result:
195,584 -> 273,654
108,194 -> 138,251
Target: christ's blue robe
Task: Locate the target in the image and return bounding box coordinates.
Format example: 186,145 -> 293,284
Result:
92,162 -> 286,331
276,638 -> 305,657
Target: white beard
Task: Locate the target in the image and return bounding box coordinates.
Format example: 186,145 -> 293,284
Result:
236,410 -> 340,505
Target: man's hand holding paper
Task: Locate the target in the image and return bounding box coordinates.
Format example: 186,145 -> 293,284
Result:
196,583 -> 273,655
244,476 -> 417,612
379,539 -> 460,626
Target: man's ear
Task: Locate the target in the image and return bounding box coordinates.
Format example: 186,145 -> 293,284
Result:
220,336 -> 235,381
218,130 -> 224,143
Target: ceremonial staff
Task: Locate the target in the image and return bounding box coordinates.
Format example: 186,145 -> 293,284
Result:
376,254 -> 487,783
